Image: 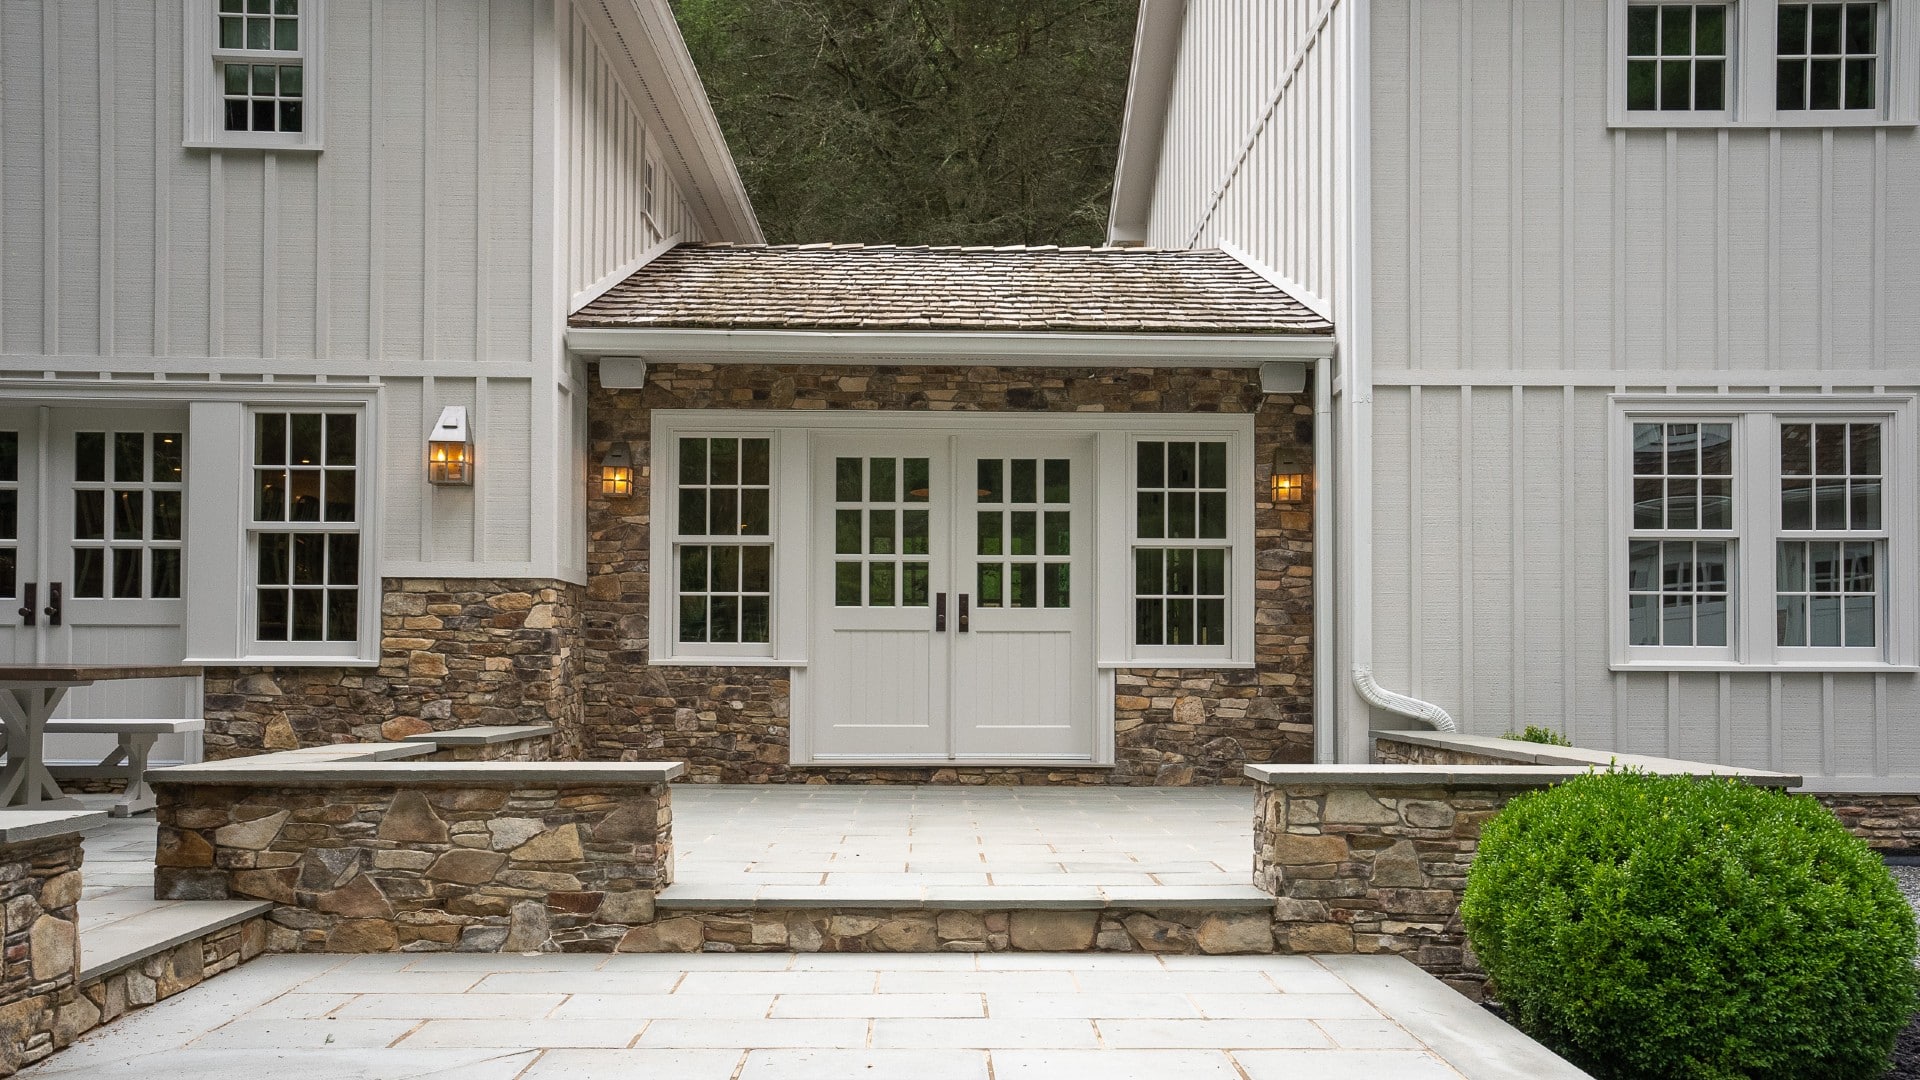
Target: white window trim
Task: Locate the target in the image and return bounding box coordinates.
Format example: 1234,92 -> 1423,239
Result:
647,411 -> 1259,670
655,429 -> 782,663
184,0 -> 326,151
1608,393 -> 1919,671
1608,0 -> 1920,128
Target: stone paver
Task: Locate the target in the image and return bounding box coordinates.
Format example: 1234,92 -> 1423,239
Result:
23,952 -> 1597,1079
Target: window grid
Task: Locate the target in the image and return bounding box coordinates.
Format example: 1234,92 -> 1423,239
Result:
832,455 -> 930,612
217,0 -> 303,134
1133,440 -> 1230,648
1628,540 -> 1733,647
1627,423 -> 1736,648
1626,3 -> 1731,112
0,433 -> 17,599
678,437 -> 773,644
71,431 -> 185,601
975,457 -> 1070,610
250,412 -> 359,644
1777,2 -> 1879,111
1778,421 -> 1884,649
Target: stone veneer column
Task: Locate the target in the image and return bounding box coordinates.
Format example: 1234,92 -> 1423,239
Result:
202,578 -> 586,760
0,818 -> 92,1076
582,363 -> 1316,784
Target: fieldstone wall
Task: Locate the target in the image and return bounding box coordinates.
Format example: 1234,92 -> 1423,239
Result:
584,363 -> 1315,784
622,907 -> 1274,954
76,916 -> 269,1037
1813,794 -> 1920,855
1255,780 -> 1538,999
203,578 -> 585,761
154,780 -> 672,953
0,835 -> 84,1076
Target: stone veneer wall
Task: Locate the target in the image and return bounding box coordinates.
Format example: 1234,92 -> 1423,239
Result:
1811,795 -> 1920,856
0,834 -> 84,1076
203,578 -> 585,761
154,781 -> 672,953
1372,739 -> 1528,768
620,907 -> 1274,954
1255,780 -> 1539,999
583,363 -> 1315,784
74,916 -> 270,1045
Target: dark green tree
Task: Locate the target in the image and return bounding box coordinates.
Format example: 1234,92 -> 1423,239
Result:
672,0 -> 1135,246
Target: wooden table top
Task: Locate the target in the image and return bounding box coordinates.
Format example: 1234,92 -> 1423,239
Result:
0,665 -> 204,683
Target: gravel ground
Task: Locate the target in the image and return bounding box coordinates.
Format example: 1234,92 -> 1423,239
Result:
1887,864 -> 1920,1080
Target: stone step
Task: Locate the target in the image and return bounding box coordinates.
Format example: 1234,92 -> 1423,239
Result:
655,882 -> 1276,912
77,896 -> 273,983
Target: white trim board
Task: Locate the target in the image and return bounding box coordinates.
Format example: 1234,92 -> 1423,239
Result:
569,328 -> 1335,366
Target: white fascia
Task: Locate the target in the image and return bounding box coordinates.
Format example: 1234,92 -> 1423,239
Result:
566,327 -> 1335,368
1107,0 -> 1188,246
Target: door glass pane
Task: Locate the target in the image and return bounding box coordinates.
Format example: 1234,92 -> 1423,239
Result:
1044,564 -> 1070,608
1010,512 -> 1036,556
75,433 -> 106,483
835,562 -> 861,606
904,458 -> 929,502
977,459 -> 1002,503
978,564 -> 1002,607
0,492 -> 15,539
835,456 -> 860,501
903,563 -> 930,607
75,491 -> 105,540
1011,459 -> 1036,503
0,551 -> 14,598
112,549 -> 142,598
902,510 -> 929,555
869,457 -> 895,502
1044,459 -> 1070,503
114,433 -> 145,482
868,510 -> 895,555
113,491 -> 143,539
1009,563 -> 1036,609
0,432 -> 16,482
74,550 -> 104,598
1044,511 -> 1070,556
869,562 -> 895,607
978,512 -> 1002,556
835,510 -> 861,555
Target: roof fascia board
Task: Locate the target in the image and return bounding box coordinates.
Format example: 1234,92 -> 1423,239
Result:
1108,0 -> 1189,245
566,326 -> 1335,366
585,0 -> 763,243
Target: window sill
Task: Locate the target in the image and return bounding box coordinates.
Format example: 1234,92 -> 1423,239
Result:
1608,117 -> 1917,130
648,656 -> 799,668
1610,660 -> 1920,674
1098,660 -> 1255,671
183,139 -> 324,153
186,655 -> 379,668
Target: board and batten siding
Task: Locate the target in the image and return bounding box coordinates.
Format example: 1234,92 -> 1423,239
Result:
1144,0 -> 1351,316
1361,0 -> 1920,788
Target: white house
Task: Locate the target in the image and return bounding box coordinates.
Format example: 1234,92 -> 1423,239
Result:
0,0 -> 759,767
1108,0 -> 1920,793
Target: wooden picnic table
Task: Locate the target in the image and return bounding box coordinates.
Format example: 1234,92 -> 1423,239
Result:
0,664 -> 204,810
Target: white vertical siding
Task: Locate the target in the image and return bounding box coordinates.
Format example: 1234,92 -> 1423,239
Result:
562,0 -> 701,308
1146,0 -> 1347,315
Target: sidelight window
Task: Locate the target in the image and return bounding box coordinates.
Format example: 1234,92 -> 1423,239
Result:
249,412 -> 360,645
676,437 -> 774,647
1132,440 -> 1232,650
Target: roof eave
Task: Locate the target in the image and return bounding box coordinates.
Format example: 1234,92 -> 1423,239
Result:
1107,0 -> 1188,247
592,0 -> 764,244
566,326 -> 1335,367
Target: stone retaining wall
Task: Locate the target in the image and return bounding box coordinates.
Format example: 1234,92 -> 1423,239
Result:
76,916 -> 270,1040
623,907 -> 1275,954
154,777 -> 673,953
203,578 -> 585,760
582,363 -> 1315,785
0,834 -> 84,1076
1812,794 -> 1920,855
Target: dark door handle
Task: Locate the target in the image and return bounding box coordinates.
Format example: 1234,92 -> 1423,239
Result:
43,583 -> 60,627
957,593 -> 970,633
935,592 -> 947,632
17,582 -> 33,626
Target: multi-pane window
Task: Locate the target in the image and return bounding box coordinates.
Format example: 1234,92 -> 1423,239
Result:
1777,3 -> 1879,111
217,0 -> 304,134
251,413 -> 359,643
1134,440 -> 1230,647
1627,423 -> 1735,647
976,457 -> 1070,610
72,431 -> 185,601
1627,3 -> 1730,111
678,438 -> 773,644
832,455 -> 928,611
0,434 -> 16,599
1619,403 -> 1908,667
1777,421 -> 1883,648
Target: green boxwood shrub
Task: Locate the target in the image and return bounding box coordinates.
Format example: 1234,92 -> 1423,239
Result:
1460,770 -> 1918,1080
1501,724 -> 1573,747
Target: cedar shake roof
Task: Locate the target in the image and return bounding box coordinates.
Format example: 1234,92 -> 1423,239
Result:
569,243 -> 1333,335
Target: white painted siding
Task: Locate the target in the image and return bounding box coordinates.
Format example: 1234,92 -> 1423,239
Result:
562,1 -> 701,308
1359,0 -> 1920,787
1145,0 -> 1350,315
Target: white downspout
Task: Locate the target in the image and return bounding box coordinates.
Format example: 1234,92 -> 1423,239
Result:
1336,0 -> 1456,741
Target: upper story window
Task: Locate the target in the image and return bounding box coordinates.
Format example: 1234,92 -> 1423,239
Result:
185,0 -> 324,150
1612,396 -> 1916,671
1611,0 -> 1915,126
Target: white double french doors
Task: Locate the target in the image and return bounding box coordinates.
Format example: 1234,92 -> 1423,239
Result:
0,406 -> 200,763
808,434 -> 1097,763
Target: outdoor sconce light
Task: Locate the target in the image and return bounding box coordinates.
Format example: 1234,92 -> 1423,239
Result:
601,443 -> 635,497
427,406 -> 474,486
1271,447 -> 1309,504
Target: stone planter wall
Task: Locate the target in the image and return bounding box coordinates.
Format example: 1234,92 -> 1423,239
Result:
0,833 -> 84,1075
203,578 -> 585,761
584,363 -> 1316,785
152,764 -> 678,954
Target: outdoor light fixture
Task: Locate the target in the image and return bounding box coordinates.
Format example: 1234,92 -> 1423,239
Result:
427,406 -> 474,486
600,443 -> 635,497
1271,447 -> 1309,504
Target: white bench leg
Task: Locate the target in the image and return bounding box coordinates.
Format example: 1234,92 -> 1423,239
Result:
113,732 -> 160,817
0,688 -> 82,809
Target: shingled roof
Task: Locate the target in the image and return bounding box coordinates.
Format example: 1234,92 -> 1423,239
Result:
570,244 -> 1332,335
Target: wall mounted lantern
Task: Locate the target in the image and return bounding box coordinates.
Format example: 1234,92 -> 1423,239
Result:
1271,446 -> 1309,504
601,442 -> 635,497
427,406 -> 474,486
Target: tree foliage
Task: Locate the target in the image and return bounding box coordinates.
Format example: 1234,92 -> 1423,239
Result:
671,0 -> 1136,246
